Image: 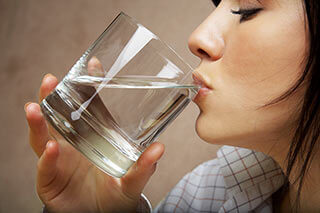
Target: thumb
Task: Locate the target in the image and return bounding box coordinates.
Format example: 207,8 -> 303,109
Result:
120,142 -> 165,198
36,140 -> 59,196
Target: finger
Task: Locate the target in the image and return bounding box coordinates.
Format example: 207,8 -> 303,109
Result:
39,74 -> 59,103
88,56 -> 105,77
37,140 -> 59,195
121,142 -> 165,198
25,103 -> 50,157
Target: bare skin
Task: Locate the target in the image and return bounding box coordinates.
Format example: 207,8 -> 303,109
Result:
189,0 -> 319,211
25,0 -> 320,212
25,58 -> 165,213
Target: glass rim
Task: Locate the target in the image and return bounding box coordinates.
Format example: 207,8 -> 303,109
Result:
88,11 -> 194,74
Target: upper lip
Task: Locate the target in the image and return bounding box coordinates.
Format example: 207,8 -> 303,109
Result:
192,72 -> 212,89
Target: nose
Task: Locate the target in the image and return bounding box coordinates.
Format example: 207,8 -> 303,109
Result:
188,14 -> 225,61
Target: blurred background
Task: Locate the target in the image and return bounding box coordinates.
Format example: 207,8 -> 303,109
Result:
0,0 -> 220,212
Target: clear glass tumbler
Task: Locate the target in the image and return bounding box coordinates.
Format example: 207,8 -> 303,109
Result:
40,12 -> 199,178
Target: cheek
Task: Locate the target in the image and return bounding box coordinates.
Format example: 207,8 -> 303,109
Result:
195,86 -> 304,147
222,11 -> 306,104
195,7 -> 307,146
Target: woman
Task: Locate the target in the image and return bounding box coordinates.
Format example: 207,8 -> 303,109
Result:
25,0 -> 320,212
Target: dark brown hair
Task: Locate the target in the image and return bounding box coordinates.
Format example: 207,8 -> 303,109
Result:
212,0 -> 319,210
277,0 -> 320,211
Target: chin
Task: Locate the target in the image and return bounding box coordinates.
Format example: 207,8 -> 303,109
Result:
195,113 -> 225,145
195,112 -> 246,147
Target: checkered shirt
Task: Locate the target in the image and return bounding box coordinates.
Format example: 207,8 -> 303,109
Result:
137,145 -> 285,213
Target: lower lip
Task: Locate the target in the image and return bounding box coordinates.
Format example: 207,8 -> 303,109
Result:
193,87 -> 211,101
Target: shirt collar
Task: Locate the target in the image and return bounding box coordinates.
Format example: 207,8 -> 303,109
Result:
217,146 -> 285,211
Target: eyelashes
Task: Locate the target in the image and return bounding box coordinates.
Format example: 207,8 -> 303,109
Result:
231,8 -> 263,23
211,0 -> 262,23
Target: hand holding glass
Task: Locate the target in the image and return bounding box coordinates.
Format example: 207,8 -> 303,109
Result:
41,12 -> 199,178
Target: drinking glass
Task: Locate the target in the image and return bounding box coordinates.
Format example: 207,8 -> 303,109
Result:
40,12 -> 199,178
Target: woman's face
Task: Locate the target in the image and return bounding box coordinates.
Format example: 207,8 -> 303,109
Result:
189,0 -> 307,151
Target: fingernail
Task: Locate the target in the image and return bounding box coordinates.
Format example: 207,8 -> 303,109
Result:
46,141 -> 54,149
24,102 -> 31,112
44,73 -> 53,78
42,73 -> 53,84
91,56 -> 99,63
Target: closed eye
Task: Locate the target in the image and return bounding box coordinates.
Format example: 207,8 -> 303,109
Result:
231,8 -> 262,23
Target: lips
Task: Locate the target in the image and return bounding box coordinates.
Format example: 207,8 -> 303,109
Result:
192,72 -> 212,101
192,72 -> 212,89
